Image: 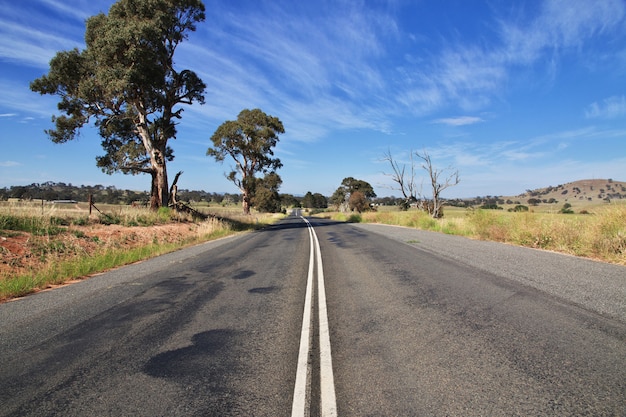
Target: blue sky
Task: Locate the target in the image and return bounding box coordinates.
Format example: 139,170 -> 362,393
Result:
1,0 -> 625,198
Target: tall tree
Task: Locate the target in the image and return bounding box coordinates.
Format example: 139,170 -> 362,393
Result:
30,0 -> 206,209
207,108 -> 284,214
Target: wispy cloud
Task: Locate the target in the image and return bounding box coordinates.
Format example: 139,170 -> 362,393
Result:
399,0 -> 625,115
39,0 -> 96,22
585,96 -> 626,119
0,113 -> 17,118
182,2 -> 400,142
0,79 -> 59,117
433,116 -> 484,126
0,0 -> 103,68
0,17 -> 82,68
0,161 -> 20,167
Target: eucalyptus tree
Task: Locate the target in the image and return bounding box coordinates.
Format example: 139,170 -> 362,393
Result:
330,177 -> 376,211
207,108 -> 284,215
30,0 -> 206,209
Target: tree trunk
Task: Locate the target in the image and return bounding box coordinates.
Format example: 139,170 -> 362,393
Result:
148,147 -> 169,210
242,191 -> 251,215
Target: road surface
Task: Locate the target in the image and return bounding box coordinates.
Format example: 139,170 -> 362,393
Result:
1,214 -> 625,416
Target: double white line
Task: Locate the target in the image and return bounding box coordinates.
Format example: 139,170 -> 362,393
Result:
291,217 -> 337,417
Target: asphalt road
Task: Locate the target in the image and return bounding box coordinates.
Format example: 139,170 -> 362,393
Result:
1,214 -> 625,416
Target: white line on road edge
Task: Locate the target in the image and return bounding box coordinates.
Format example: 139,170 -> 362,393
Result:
292,217 -> 337,417
291,218 -> 315,417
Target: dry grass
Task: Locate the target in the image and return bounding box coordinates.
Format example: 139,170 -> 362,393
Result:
323,204 -> 626,265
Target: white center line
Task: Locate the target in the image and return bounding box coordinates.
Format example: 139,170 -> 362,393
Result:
292,217 -> 337,417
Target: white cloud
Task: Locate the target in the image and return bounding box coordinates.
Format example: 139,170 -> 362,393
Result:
39,0 -> 95,22
0,161 -> 20,167
433,116 -> 484,126
585,96 -> 626,119
400,0 -> 625,115
0,113 -> 17,117
0,17 -> 82,68
0,79 -> 58,117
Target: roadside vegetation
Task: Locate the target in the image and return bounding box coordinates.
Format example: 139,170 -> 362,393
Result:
0,202 -> 281,302
321,203 -> 626,266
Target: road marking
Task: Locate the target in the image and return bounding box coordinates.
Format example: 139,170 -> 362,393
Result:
291,218 -> 315,417
292,217 -> 337,417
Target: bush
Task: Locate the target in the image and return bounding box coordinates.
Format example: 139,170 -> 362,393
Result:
347,213 -> 362,223
480,204 -> 502,210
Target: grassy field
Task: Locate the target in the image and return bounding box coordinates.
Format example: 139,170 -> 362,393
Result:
1,199 -> 624,301
321,202 -> 626,265
0,201 -> 281,301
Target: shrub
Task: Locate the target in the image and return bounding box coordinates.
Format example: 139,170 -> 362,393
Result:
480,204 -> 502,210
347,213 -> 362,223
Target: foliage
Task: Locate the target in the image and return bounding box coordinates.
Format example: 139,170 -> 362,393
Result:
301,192 -> 328,209
207,109 -> 284,214
480,203 -> 503,210
349,191 -> 369,213
0,182 -> 243,206
341,177 -> 376,198
30,0 -> 206,209
252,172 -> 283,213
330,177 -> 376,210
511,205 -> 529,212
560,203 -> 574,214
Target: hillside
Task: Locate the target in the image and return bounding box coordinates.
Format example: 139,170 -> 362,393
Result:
516,179 -> 626,203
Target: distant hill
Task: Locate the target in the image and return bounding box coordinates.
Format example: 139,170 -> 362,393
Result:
516,179 -> 626,203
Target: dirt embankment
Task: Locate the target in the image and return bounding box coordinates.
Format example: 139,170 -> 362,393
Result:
0,222 -> 199,279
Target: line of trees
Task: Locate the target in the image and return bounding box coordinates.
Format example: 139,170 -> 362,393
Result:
2,181 -> 483,212
0,182 -> 243,206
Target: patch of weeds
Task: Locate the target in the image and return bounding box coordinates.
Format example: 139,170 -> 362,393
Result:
419,217 -> 437,230
72,230 -> 87,238
407,239 -> 420,244
157,207 -> 172,223
99,213 -> 121,225
50,216 -> 71,226
72,216 -> 90,226
136,215 -> 155,226
347,214 -> 362,223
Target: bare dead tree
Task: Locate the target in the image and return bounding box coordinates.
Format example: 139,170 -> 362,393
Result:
416,150 -> 460,218
382,149 -> 420,210
169,171 -> 183,206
